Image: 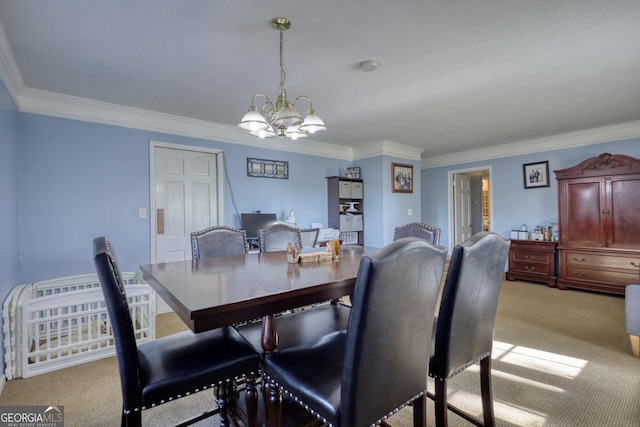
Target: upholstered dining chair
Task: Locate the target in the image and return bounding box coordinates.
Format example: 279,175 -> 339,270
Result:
191,225 -> 248,259
262,238 -> 448,427
258,223 -> 302,252
393,222 -> 441,245
428,232 -> 510,427
93,237 -> 260,427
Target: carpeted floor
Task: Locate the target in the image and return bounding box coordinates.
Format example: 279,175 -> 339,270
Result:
1,280 -> 639,426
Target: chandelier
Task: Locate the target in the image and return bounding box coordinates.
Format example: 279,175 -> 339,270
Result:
238,17 -> 326,140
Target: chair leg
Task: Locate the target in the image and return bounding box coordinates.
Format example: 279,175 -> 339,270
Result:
434,379 -> 448,427
245,376 -> 258,427
413,394 -> 427,427
122,410 -> 142,427
264,378 -> 282,427
630,335 -> 640,357
216,381 -> 232,427
479,357 -> 495,427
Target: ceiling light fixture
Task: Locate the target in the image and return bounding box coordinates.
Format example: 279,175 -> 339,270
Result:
238,17 -> 326,140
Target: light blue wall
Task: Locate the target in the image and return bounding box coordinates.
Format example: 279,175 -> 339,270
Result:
421,139 -> 640,248
356,156 -> 383,247
384,156 -> 422,245
18,113 -> 351,283
0,79 -> 19,376
355,156 -> 422,247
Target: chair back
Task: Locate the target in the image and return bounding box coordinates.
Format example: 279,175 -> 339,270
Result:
341,237 -> 447,426
299,228 -> 320,249
393,222 -> 441,245
92,237 -> 142,411
258,224 -> 302,252
191,226 -> 248,259
430,232 -> 510,381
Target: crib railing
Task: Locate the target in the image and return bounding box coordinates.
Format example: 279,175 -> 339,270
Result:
3,273 -> 156,379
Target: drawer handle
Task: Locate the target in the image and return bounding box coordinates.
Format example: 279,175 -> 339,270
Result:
572,257 -> 586,263
572,272 -> 586,278
524,266 -> 536,272
631,262 -> 640,268
524,255 -> 536,260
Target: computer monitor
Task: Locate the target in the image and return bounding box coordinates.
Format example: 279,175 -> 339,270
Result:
240,213 -> 278,241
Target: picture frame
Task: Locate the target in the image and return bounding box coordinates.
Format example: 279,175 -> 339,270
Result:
247,158 -> 289,179
346,166 -> 361,179
391,162 -> 413,193
523,161 -> 550,189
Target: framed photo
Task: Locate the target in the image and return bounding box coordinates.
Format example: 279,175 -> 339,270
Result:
247,158 -> 289,179
392,162 -> 413,193
523,161 -> 550,189
346,166 -> 361,179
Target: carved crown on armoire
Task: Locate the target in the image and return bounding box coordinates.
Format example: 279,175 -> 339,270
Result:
554,153 -> 640,295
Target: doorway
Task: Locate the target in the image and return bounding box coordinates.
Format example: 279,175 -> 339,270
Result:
149,141 -> 225,312
448,167 -> 492,247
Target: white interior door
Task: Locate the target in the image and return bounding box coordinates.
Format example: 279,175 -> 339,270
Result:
154,147 -> 218,262
454,173 -> 472,244
151,143 -> 222,313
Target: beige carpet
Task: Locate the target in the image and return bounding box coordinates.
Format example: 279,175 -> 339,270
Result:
1,280 -> 639,426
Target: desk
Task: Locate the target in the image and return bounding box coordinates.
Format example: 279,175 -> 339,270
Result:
140,245 -> 373,352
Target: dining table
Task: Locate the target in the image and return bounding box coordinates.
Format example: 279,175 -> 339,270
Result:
140,244 -> 378,426
140,244 -> 377,353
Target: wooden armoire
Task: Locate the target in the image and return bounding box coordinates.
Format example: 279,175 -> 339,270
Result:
554,153 -> 640,295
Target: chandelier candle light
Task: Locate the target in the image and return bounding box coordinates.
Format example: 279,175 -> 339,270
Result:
238,17 -> 326,140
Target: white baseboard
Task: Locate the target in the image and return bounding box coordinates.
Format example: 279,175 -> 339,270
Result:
0,373 -> 6,396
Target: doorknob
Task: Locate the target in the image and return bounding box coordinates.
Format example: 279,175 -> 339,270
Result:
157,209 -> 164,235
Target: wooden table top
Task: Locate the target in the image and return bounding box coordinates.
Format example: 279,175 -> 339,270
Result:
141,245 -> 377,333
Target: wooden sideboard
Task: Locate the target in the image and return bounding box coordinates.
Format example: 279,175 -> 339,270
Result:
506,239 -> 558,287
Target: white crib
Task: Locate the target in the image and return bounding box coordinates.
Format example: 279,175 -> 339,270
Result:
3,273 -> 156,379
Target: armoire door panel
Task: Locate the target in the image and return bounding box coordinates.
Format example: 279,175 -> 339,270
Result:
562,180 -> 605,247
608,176 -> 640,248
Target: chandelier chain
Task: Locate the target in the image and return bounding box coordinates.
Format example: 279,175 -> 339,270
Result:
279,27 -> 286,94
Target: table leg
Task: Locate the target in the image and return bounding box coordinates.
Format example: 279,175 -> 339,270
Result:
261,314 -> 279,353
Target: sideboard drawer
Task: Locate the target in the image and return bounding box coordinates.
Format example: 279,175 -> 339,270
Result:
512,251 -> 553,265
511,261 -> 553,277
565,266 -> 638,286
564,251 -> 640,270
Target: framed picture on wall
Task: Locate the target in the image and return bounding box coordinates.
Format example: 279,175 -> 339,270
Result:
392,162 -> 413,193
523,161 -> 550,189
247,158 -> 289,179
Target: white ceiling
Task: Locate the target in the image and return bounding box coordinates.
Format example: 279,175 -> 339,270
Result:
1,1 -> 639,161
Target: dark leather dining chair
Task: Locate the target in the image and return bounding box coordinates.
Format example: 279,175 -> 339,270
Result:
93,237 -> 260,427
428,232 -> 510,427
262,238 -> 448,427
394,222 -> 441,245
191,225 -> 248,259
258,223 -> 302,252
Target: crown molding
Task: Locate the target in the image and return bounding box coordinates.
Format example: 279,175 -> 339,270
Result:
353,140 -> 423,161
421,120 -> 640,169
15,87 -> 353,160
0,20 -> 24,105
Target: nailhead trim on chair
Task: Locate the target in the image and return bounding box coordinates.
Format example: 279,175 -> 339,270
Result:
263,373 -> 426,427
430,352 -> 491,381
123,372 -> 260,414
